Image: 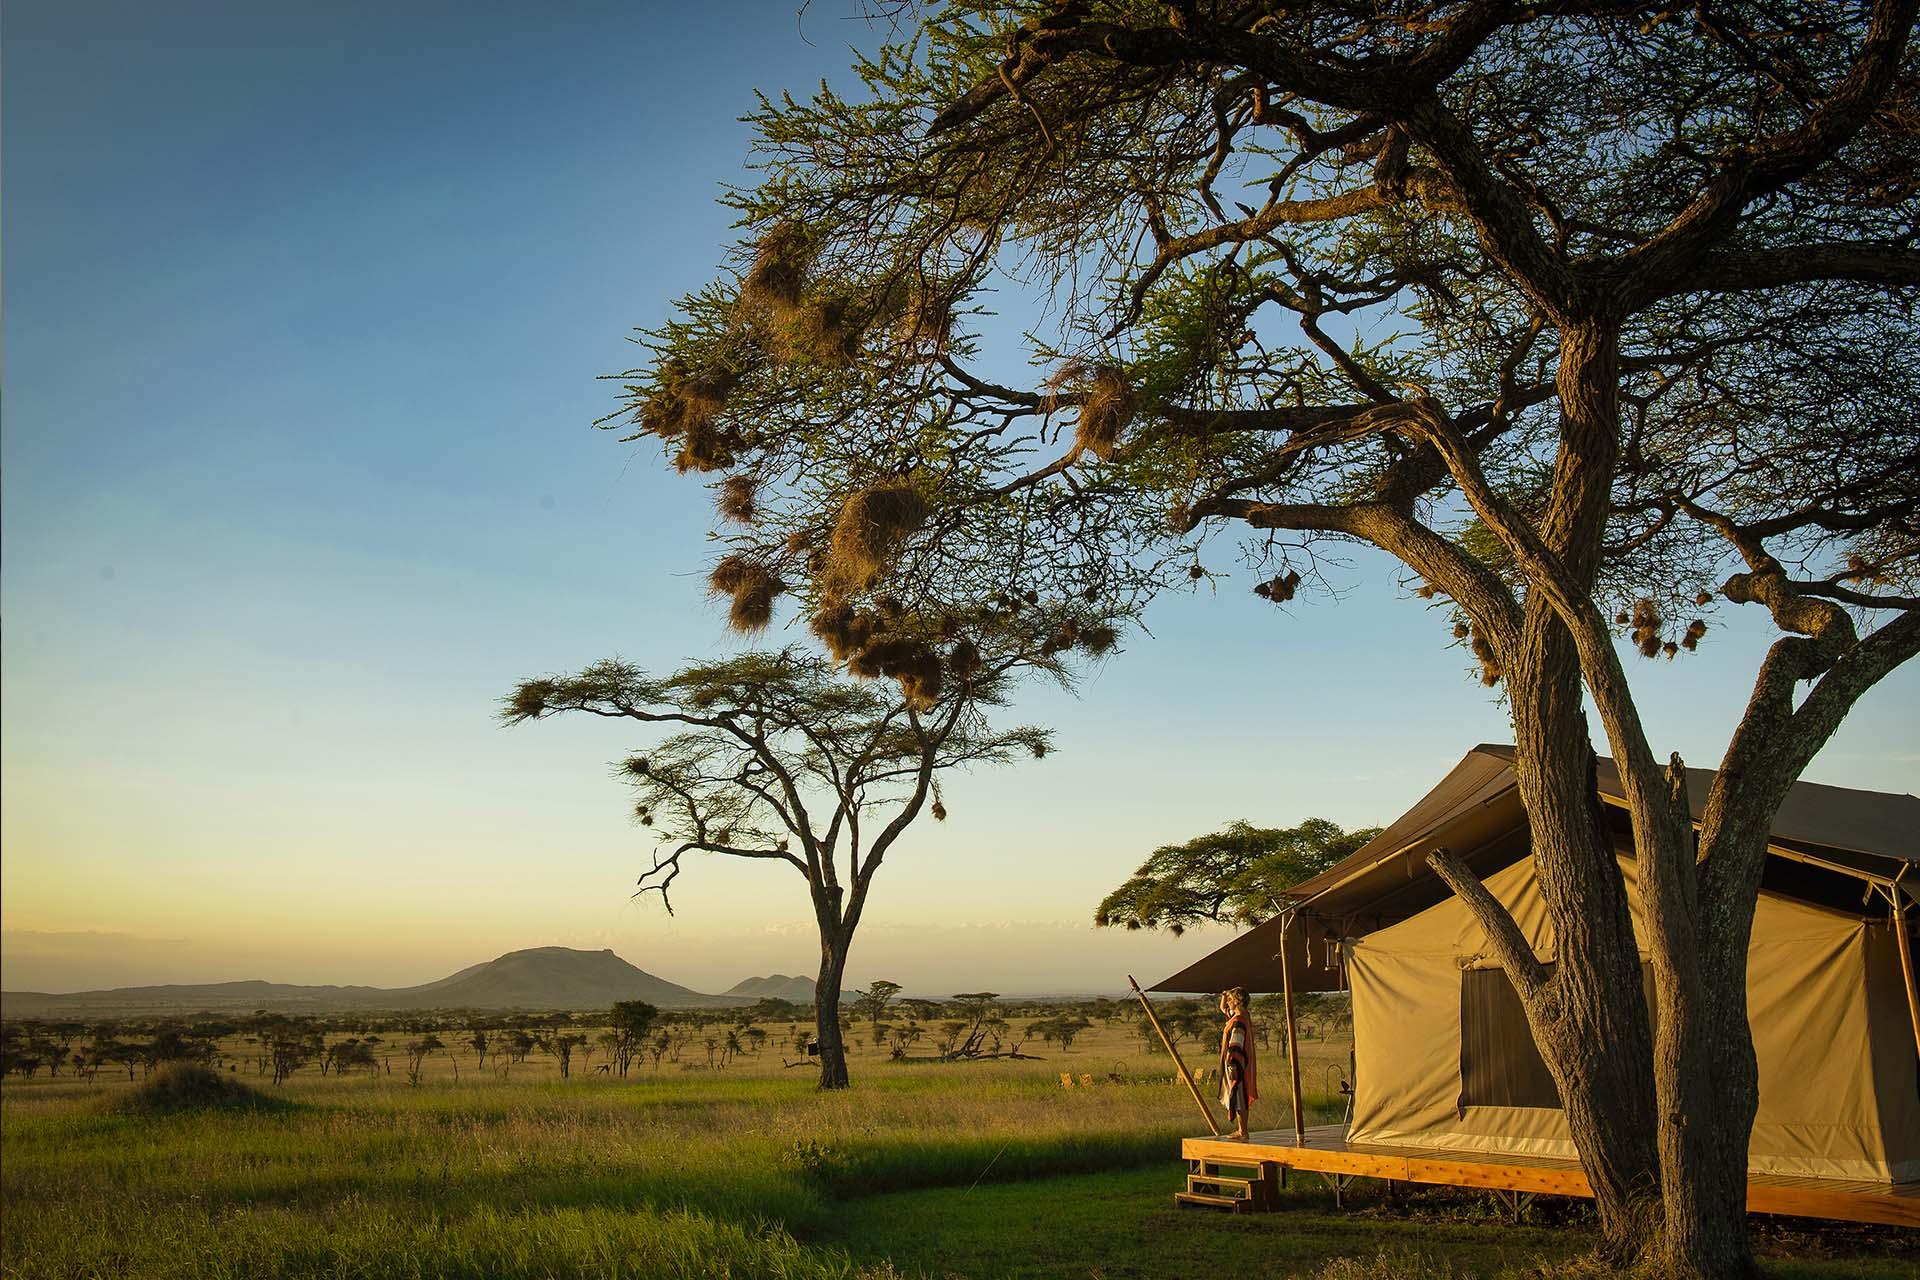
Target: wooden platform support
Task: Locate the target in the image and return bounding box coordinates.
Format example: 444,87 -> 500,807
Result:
1177,1126 -> 1920,1229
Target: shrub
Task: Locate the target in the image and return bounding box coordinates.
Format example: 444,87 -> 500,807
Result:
116,1061 -> 286,1115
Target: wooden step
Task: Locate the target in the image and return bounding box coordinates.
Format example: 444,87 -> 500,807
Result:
1188,1173 -> 1256,1196
1174,1190 -> 1251,1211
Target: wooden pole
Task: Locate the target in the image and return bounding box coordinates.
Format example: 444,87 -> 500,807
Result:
1128,975 -> 1220,1136
1279,913 -> 1307,1146
1893,886 -> 1920,1061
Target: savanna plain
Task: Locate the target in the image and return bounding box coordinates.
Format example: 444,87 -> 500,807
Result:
1,1011 -> 1912,1280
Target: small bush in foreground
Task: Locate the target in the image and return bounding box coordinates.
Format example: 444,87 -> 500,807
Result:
116,1061 -> 286,1114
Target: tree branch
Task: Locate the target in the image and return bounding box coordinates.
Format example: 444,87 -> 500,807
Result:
1657,243 -> 1920,297
1427,845 -> 1550,997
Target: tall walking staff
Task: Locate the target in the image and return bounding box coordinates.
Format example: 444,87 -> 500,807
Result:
1278,909 -> 1307,1145
1128,974 -> 1220,1136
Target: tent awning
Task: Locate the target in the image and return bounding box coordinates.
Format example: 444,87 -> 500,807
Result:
1149,744 -> 1920,996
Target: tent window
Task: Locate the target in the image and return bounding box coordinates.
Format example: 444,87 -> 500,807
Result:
1459,967 -> 1561,1110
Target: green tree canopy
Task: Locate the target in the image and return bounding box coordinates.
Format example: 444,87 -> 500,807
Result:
506,649 -> 1051,1088
1095,818 -> 1380,935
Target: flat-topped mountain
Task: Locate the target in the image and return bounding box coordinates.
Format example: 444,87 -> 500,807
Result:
393,947 -> 716,1010
0,947 -> 752,1017
724,974 -> 816,1004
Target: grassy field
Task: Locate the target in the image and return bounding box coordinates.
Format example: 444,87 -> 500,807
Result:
2,1022 -> 1912,1279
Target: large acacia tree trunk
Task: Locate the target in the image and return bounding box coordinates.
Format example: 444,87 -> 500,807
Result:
1518,323 -> 1661,1257
1650,840 -> 1763,1280
1504,643 -> 1661,1257
813,901 -> 852,1090
1431,322 -> 1663,1259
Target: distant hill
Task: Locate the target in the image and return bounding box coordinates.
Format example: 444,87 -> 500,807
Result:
0,947 -> 751,1018
724,974 -> 816,1004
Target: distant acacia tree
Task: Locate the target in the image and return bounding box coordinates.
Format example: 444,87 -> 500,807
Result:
503,1029 -> 536,1065
542,1032 -> 588,1079
506,649 -> 1052,1089
247,1016 -> 322,1086
325,1038 -> 377,1077
1095,819 -> 1380,935
404,1035 -> 444,1087
607,1000 -> 659,1077
851,980 -> 903,1031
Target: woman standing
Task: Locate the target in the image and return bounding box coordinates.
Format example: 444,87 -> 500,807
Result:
1217,987 -> 1258,1140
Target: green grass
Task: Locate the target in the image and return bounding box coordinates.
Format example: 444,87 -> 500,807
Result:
3,1064 -> 1912,1279
823,1166 -> 1919,1280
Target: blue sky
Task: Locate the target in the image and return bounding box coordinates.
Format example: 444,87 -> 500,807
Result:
4,1 -> 1915,997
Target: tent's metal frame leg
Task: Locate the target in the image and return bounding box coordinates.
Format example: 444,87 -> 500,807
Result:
1320,1171 -> 1355,1209
1489,1189 -> 1536,1222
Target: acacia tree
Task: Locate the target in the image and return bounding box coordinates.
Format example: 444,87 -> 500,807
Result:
607,999 -> 659,1077
504,649 -> 1053,1088
1095,818 -> 1380,934
852,979 -> 904,1029
603,3 -> 1918,1271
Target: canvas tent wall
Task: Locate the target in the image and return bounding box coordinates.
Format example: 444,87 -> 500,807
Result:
1151,745 -> 1920,1183
1348,851 -> 1918,1180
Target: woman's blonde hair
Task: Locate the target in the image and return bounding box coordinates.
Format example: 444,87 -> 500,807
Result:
1222,987 -> 1249,1015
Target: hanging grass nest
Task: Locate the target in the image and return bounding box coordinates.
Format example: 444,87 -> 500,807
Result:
1629,598 -> 1664,658
739,222 -> 867,367
1073,365 -> 1135,461
949,637 -> 981,676
1077,622 -> 1120,657
637,361 -> 738,437
812,602 -> 945,708
716,475 -> 758,525
895,648 -> 944,709
1041,621 -> 1079,656
708,554 -> 785,633
847,635 -> 919,679
740,222 -> 810,317
1470,630 -> 1502,687
825,482 -> 929,594
1681,618 -> 1708,651
847,636 -> 944,708
771,292 -> 864,365
811,602 -> 881,661
631,360 -> 745,475
1254,569 -> 1301,603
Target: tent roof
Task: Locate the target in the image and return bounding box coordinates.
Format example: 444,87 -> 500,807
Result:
1150,744 -> 1918,994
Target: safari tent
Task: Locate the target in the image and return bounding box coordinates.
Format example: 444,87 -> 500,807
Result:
1153,745 -> 1920,1222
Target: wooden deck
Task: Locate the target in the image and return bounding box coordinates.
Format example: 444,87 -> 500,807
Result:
1180,1125 -> 1920,1227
